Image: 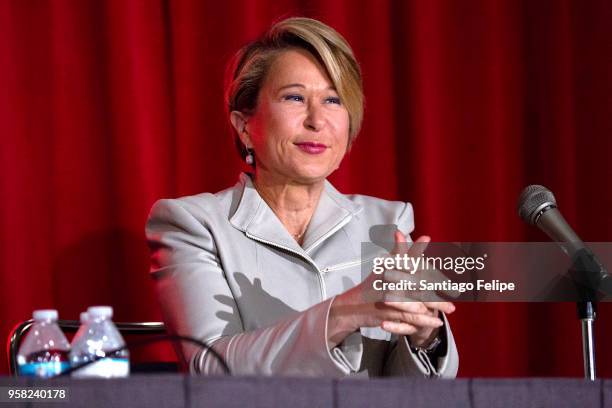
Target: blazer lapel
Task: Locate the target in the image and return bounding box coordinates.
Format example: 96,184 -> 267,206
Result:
230,173 -> 304,254
301,180 -> 362,253
229,173 -> 363,256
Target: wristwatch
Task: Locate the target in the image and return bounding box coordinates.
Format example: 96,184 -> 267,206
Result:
409,334 -> 442,354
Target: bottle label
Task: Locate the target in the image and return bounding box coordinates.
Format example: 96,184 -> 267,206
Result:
71,358 -> 129,378
18,361 -> 70,378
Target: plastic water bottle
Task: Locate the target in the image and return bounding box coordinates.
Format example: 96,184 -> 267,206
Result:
17,309 -> 71,378
71,312 -> 89,344
69,306 -> 130,378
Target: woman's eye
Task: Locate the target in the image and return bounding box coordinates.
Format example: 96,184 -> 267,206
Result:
325,97 -> 341,105
284,94 -> 304,102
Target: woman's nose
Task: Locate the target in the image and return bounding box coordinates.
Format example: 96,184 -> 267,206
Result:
303,104 -> 325,131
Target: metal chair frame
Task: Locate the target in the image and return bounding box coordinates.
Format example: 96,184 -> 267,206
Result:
7,319 -> 168,375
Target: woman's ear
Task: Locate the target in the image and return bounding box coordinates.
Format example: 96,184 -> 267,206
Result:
230,111 -> 252,147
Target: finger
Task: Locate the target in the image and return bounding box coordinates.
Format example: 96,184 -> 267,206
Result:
393,230 -> 408,253
380,321 -> 418,335
392,231 -> 431,254
392,233 -> 430,259
382,287 -> 429,303
381,307 -> 444,328
382,291 -> 414,303
425,268 -> 463,300
383,301 -> 428,314
407,235 -> 430,259
423,301 -> 456,314
398,311 -> 444,328
383,268 -> 418,282
391,230 -> 415,255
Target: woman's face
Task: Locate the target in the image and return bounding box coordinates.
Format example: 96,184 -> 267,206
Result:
242,48 -> 350,185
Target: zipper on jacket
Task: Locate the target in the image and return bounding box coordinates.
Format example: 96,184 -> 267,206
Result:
244,214 -> 353,301
245,232 -> 328,300
322,258 -> 370,273
303,216 -> 352,253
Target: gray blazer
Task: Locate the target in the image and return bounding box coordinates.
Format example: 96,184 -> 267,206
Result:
146,173 -> 459,378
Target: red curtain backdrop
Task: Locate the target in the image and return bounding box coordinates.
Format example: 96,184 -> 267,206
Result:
2,0 -> 611,377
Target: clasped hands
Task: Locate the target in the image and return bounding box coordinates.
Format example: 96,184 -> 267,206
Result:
327,231 -> 456,349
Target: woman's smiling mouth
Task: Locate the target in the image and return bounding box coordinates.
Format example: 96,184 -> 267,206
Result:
294,141 -> 328,154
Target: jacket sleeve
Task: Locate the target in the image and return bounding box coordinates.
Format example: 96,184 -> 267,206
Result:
383,313 -> 459,378
146,198 -> 357,377
381,202 -> 460,378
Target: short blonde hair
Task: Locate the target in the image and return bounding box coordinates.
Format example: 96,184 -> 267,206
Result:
225,17 -> 364,160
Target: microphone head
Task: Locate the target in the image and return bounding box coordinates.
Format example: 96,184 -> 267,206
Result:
517,185 -> 557,225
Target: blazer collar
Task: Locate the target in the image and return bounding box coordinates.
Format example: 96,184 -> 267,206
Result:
229,173 -> 363,254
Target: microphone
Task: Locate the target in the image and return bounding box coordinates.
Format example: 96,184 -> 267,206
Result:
518,185 -> 583,255
517,185 -> 609,301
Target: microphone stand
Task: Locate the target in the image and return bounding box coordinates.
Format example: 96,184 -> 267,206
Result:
577,301 -> 596,381
569,248 -> 607,381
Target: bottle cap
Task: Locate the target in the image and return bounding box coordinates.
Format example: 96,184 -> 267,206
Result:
32,309 -> 58,321
79,312 -> 90,323
87,306 -> 113,318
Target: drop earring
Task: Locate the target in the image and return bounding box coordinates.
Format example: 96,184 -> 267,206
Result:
240,121 -> 254,165
245,148 -> 254,165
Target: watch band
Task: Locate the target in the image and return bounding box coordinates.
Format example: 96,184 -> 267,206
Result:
410,334 -> 442,354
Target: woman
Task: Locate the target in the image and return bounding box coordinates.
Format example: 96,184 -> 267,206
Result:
146,17 -> 458,377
